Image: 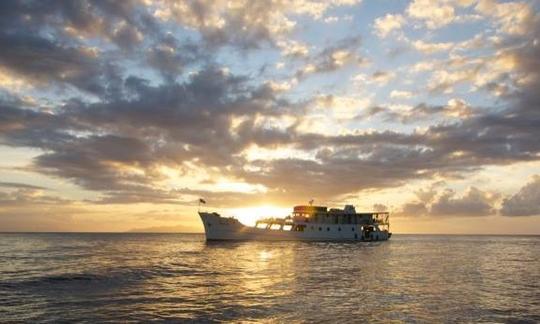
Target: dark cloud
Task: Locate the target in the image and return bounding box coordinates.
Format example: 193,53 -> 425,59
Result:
0,32 -> 121,96
2,60 -> 540,205
0,0 -> 156,48
395,186 -> 499,217
150,1 -> 353,50
372,203 -> 388,212
500,175 -> 540,216
146,35 -> 209,77
295,36 -> 364,78
0,182 -> 47,190
0,1 -> 539,212
0,63 -> 298,203
33,135 -> 157,190
0,187 -> 69,206
236,145 -> 438,200
430,187 -> 499,217
397,202 -> 429,217
152,1 -> 274,49
359,101 -> 473,123
0,0 -> 191,93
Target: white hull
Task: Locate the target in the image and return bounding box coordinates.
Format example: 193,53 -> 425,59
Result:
200,212 -> 390,241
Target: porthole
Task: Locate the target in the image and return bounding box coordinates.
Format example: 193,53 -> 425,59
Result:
338,227 -> 341,231
319,227 -> 322,231
327,227 -> 330,231
352,227 -> 355,231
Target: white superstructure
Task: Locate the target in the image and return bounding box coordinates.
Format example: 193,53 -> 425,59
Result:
199,204 -> 391,241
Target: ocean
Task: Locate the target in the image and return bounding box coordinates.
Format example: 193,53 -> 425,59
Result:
1,233 -> 539,323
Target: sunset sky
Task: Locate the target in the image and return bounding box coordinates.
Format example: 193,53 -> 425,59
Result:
1,0 -> 539,233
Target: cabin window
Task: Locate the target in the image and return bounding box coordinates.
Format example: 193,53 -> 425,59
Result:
207,222 -> 211,227
352,227 -> 355,231
283,225 -> 292,231
318,227 -> 322,231
270,224 -> 281,230
338,227 -> 341,231
327,227 -> 330,231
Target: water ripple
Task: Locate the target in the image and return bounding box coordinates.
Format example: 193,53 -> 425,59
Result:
0,233 -> 539,322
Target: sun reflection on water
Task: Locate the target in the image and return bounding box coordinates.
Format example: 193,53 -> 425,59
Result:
3,234 -> 539,322
258,250 -> 272,260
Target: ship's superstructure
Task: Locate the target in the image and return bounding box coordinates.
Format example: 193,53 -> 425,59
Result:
199,204 -> 391,241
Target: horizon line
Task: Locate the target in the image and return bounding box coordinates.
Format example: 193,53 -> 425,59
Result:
1,232 -> 539,236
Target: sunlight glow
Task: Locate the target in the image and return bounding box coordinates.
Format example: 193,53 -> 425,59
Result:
230,205 -> 291,226
214,182 -> 268,193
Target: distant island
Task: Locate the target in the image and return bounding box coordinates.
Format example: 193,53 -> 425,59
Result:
127,224 -> 203,233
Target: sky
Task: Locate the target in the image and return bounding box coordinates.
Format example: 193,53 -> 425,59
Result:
1,0 -> 540,234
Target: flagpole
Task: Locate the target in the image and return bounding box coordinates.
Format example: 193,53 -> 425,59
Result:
198,198 -> 206,212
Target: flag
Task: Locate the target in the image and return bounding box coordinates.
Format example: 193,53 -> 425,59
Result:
199,198 -> 206,204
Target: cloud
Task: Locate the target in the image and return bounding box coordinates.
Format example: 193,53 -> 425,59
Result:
0,1 -> 169,95
296,36 -> 364,78
0,0 -> 539,215
407,0 -> 456,29
0,186 -> 70,206
373,203 -> 388,212
277,40 -> 311,58
2,41 -> 539,206
475,0 -> 536,35
151,0 -> 360,49
500,175 -> 540,216
323,16 -> 340,24
390,90 -> 413,99
354,70 -> 396,86
421,49 -> 520,94
395,185 -> 500,217
0,182 -> 47,190
359,99 -> 473,122
371,70 -> 396,85
0,64 -> 301,204
398,202 -> 429,217
373,14 -> 405,38
412,40 -> 454,54
146,34 -> 208,77
445,99 -> 473,118
0,1 -> 158,50
313,94 -> 372,120
430,187 -> 499,216
0,32 -> 120,96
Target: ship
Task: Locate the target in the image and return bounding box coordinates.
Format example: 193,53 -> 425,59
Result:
199,204 -> 391,241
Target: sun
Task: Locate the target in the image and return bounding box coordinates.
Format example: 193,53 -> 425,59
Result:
229,205 -> 291,226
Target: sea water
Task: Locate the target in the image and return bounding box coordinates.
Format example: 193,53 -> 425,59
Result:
1,233 -> 539,322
